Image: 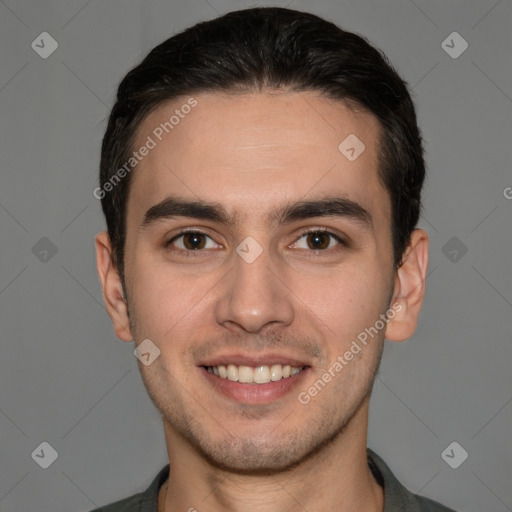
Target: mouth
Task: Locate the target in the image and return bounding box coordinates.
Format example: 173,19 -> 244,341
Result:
199,362 -> 311,404
203,363 -> 305,384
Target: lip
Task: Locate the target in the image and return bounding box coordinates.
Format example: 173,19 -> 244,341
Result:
200,366 -> 311,404
197,352 -> 310,368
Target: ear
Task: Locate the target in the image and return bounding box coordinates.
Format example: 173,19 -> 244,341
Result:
385,228 -> 429,342
94,231 -> 133,342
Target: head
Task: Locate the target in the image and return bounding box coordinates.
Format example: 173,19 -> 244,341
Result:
95,7 -> 428,474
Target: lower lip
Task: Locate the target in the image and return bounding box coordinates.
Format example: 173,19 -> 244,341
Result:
200,366 -> 310,404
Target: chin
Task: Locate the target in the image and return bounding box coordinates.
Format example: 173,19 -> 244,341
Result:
181,418 -> 348,476
195,439 -> 310,475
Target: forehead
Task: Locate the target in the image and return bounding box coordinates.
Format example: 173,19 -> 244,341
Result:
127,90 -> 389,230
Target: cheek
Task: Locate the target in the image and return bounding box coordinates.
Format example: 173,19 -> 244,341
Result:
293,263 -> 389,343
129,256 -> 219,354
129,258 -> 186,337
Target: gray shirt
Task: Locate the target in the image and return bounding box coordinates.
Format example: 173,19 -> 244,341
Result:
90,449 -> 458,511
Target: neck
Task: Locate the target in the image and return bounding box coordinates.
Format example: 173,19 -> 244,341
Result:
159,400 -> 383,512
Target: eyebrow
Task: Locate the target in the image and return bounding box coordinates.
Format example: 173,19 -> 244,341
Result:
140,195 -> 373,231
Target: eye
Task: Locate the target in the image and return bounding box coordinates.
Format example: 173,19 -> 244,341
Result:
166,230 -> 220,252
291,229 -> 345,251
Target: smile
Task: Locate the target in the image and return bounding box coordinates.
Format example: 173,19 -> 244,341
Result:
204,364 -> 305,384
201,363 -> 310,404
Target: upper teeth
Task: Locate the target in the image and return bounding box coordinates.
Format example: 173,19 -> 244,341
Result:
206,364 -> 304,384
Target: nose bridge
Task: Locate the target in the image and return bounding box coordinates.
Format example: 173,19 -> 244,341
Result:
214,237 -> 294,333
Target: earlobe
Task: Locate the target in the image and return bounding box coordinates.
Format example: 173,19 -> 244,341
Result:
385,229 -> 429,342
94,232 -> 133,342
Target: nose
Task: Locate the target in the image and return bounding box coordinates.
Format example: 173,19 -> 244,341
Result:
214,243 -> 294,334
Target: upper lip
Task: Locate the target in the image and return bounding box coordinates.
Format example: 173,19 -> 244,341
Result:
198,352 -> 311,368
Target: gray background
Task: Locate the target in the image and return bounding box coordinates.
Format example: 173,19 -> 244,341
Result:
0,0 -> 511,510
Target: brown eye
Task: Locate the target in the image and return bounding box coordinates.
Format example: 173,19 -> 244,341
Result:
166,231 -> 219,252
306,232 -> 331,250
182,232 -> 206,250
291,230 -> 344,251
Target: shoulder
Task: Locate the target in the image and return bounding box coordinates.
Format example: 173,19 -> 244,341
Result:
90,493 -> 143,512
367,448 -> 459,512
412,493 -> 459,511
89,464 -> 170,512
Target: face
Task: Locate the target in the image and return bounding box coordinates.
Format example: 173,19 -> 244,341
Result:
108,91 -> 400,472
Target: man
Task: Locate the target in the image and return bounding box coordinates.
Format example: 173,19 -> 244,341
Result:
93,7 -> 457,512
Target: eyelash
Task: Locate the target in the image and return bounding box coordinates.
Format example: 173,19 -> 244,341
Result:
164,228 -> 346,256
